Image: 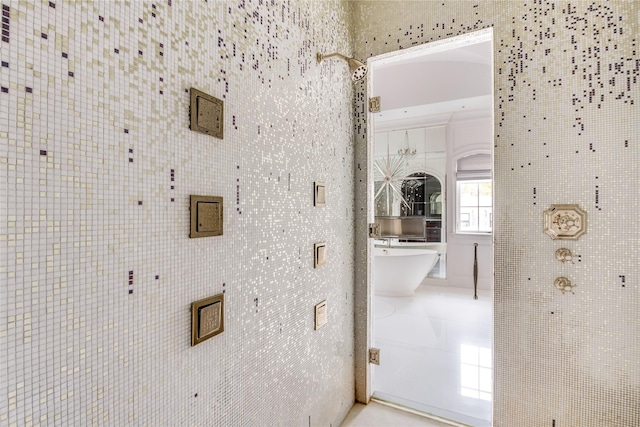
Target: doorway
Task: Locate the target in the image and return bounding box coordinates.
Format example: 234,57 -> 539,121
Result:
367,29 -> 494,427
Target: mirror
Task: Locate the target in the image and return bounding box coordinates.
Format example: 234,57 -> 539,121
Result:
401,173 -> 443,242
373,127 -> 446,278
400,172 -> 441,218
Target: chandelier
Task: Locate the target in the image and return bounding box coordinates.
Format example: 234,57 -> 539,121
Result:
397,130 -> 417,157
374,150 -> 412,216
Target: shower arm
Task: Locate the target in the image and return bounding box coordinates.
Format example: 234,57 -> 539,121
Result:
317,52 -> 349,62
317,52 -> 368,83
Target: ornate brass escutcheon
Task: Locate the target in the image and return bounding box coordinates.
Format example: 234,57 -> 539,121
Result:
543,204 -> 587,240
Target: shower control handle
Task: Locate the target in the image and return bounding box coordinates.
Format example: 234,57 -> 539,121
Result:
555,248 -> 578,264
554,276 -> 575,294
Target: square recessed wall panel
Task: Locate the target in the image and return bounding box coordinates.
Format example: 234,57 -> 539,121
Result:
190,88 -> 224,139
314,182 -> 326,206
315,300 -> 327,330
314,242 -> 327,268
190,195 -> 223,238
191,293 -> 224,346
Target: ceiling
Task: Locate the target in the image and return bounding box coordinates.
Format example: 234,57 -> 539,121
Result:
372,40 -> 493,132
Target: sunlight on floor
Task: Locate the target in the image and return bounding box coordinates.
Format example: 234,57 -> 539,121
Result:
341,401 -> 456,427
372,285 -> 493,427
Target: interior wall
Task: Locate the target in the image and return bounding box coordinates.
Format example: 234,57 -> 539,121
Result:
0,1 -> 356,425
352,1 -> 639,425
445,117 -> 493,290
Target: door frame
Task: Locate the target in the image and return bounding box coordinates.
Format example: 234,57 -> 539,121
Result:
358,27 -> 494,404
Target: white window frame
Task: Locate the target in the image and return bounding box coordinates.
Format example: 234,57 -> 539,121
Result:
454,152 -> 492,234
456,179 -> 492,234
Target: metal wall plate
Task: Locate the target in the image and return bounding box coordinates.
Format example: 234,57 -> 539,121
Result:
369,348 -> 380,365
369,96 -> 381,113
314,242 -> 327,268
191,293 -> 224,346
368,222 -> 381,239
190,195 -> 223,238
314,300 -> 327,330
189,88 -> 223,139
314,181 -> 326,207
543,204 -> 587,240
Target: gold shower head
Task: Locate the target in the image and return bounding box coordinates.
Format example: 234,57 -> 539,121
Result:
317,52 -> 368,83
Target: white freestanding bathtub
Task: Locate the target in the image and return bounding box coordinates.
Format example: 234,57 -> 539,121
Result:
374,247 -> 440,296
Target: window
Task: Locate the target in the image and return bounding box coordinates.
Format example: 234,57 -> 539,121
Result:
457,180 -> 492,232
456,153 -> 492,233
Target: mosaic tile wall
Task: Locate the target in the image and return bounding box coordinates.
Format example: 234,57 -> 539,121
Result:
0,1 -> 357,425
352,1 -> 639,426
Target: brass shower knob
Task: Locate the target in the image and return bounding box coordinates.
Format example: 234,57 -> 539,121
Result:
555,248 -> 577,264
554,277 -> 575,294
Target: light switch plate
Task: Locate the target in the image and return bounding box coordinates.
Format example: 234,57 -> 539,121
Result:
191,293 -> 224,346
314,182 -> 326,207
190,195 -> 223,238
315,300 -> 327,330
314,242 -> 327,268
189,88 -> 223,139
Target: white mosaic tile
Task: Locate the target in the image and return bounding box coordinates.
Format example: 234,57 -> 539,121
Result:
1,1 -> 356,425
352,1 -> 639,426
3,1 -> 639,425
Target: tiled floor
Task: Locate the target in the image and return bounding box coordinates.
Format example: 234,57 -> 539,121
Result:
373,285 -> 493,427
341,401 -> 456,427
